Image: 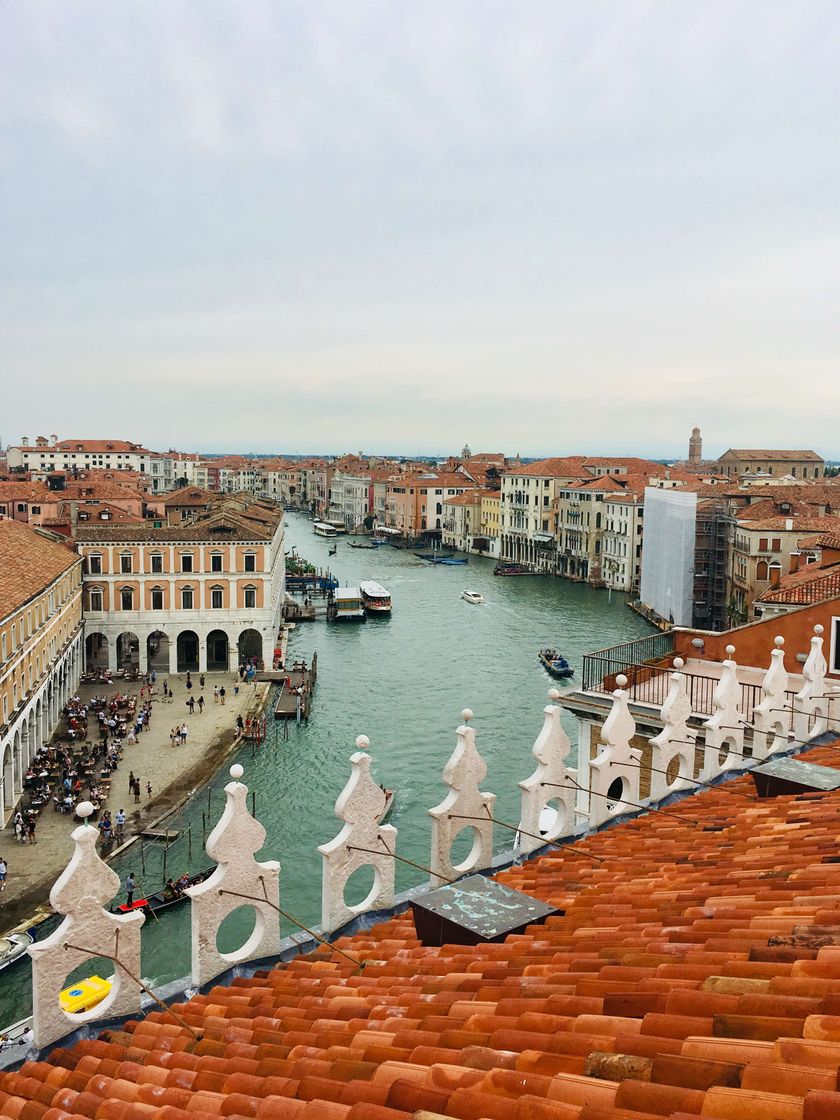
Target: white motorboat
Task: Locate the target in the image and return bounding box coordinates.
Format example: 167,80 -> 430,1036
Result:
461,589 -> 485,604
0,931 -> 33,974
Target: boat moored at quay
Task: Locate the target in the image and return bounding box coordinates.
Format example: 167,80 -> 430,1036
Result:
313,521 -> 338,538
328,586 -> 366,621
359,580 -> 392,614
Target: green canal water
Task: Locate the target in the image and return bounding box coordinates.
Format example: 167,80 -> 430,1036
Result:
0,515 -> 653,1026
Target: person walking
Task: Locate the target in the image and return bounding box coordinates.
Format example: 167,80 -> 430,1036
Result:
180,723 -> 188,744
115,809 -> 126,840
128,770 -> 135,794
219,686 -> 226,706
187,696 -> 195,714
125,872 -> 136,907
198,695 -> 205,713
199,674 -> 205,689
146,781 -> 152,799
213,686 -> 219,704
133,779 -> 141,805
0,857 -> 7,893
27,818 -> 36,844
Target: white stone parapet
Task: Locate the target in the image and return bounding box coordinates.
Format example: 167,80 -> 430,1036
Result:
429,710 -> 495,885
649,658 -> 697,800
588,675 -> 642,827
518,690 -> 577,853
186,764 -> 282,987
318,739 -> 397,933
28,801 -> 145,1049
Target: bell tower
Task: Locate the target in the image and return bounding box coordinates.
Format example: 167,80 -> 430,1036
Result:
688,427 -> 702,465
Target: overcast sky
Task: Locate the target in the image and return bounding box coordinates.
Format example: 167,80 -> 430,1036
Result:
2,2 -> 839,458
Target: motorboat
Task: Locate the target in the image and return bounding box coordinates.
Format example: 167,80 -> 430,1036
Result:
111,868 -> 214,916
360,580 -> 392,614
494,563 -> 535,576
313,522 -> 338,538
59,975 -> 111,1015
0,931 -> 33,974
538,649 -> 574,679
461,589 -> 485,604
438,557 -> 467,565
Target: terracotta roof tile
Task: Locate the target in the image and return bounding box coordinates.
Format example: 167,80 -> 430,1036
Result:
0,518 -> 80,619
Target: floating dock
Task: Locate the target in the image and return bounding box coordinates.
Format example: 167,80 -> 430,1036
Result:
272,654 -> 318,720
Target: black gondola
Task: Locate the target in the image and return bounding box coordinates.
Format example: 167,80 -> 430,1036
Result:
111,868 -> 214,916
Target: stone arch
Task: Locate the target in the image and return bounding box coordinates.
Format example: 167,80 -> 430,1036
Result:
34,698 -> 43,755
12,729 -> 23,799
147,631 -> 170,673
237,629 -> 263,668
1,740 -> 14,818
207,629 -> 230,672
116,632 -> 140,671
85,632 -> 109,672
176,630 -> 199,673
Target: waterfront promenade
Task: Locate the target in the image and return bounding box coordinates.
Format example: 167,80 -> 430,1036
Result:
0,672 -> 267,935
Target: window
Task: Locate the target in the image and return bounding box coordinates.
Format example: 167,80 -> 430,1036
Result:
150,553 -> 163,573
832,618 -> 840,673
211,553 -> 223,572
244,586 -> 256,609
756,560 -> 769,581
211,586 -> 223,609
88,554 -> 102,574
181,587 -> 194,609
120,554 -> 133,574
758,538 -> 768,552
243,553 -> 256,572
151,587 -> 164,610
120,588 -> 134,610
771,538 -> 781,552
181,553 -> 193,573
31,505 -> 41,514
89,588 -> 103,612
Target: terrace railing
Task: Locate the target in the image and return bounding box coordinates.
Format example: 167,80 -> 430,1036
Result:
582,631 -> 675,690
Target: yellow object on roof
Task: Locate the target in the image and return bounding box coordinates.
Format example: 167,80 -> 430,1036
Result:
59,975 -> 111,1015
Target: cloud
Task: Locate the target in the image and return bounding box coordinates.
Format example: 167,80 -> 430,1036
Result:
1,1 -> 839,456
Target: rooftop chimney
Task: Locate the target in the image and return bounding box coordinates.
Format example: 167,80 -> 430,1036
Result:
770,565 -> 782,588
790,552 -> 800,574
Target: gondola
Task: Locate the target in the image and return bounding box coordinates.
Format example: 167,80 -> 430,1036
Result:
538,649 -> 574,679
111,868 -> 214,916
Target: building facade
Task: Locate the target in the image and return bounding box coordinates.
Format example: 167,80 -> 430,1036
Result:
716,449 -> 825,480
76,498 -> 285,676
7,437 -> 153,474
0,521 -> 84,825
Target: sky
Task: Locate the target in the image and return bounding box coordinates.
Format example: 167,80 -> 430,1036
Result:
2,2 -> 839,458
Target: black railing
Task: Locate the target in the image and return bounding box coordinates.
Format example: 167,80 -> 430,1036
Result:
582,632 -> 675,689
581,655 -> 800,730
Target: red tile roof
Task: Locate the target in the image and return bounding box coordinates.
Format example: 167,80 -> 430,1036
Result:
756,561 -> 840,605
9,743 -> 840,1116
0,519 -> 79,619
718,449 -> 824,462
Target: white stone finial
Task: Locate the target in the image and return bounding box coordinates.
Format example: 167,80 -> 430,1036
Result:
519,692 -> 576,853
650,661 -> 696,800
753,636 -> 790,758
76,800 -> 94,820
186,766 -> 281,986
588,683 -> 641,827
702,649 -> 745,779
795,625 -> 829,741
230,763 -> 244,781
29,807 -> 145,1048
815,624 -> 824,635
461,708 -> 473,723
615,674 -> 628,689
548,688 -> 560,702
319,748 -> 397,932
355,734 -> 370,750
429,716 -> 495,884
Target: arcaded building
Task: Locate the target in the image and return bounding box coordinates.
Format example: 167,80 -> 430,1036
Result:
75,495 -> 285,676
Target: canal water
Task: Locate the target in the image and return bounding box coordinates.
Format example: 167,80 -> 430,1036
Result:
0,515 -> 653,1026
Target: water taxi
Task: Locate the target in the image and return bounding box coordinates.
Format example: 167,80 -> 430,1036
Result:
461,589 -> 485,604
329,587 -> 366,622
538,649 -> 574,679
313,522 -> 338,538
360,580 -> 392,614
